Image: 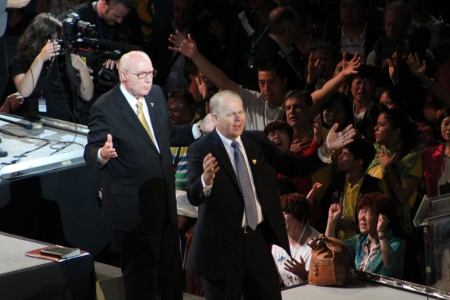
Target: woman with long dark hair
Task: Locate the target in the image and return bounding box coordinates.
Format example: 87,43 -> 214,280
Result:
11,13 -> 93,121
366,109 -> 424,283
367,109 -> 422,233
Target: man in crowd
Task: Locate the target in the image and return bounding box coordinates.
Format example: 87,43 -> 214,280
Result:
169,31 -> 361,130
186,90 -> 355,299
84,51 -> 212,299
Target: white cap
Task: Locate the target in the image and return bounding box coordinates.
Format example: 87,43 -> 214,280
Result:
176,190 -> 198,218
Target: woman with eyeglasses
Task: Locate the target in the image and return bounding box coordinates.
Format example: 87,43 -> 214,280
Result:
326,192 -> 405,278
11,13 -> 93,122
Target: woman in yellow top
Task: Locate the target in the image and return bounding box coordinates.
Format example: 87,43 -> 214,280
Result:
366,109 -> 423,235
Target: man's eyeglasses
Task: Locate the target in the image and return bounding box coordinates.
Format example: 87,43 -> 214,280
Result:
125,70 -> 158,79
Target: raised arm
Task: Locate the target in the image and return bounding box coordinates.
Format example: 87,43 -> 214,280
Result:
71,54 -> 94,101
169,31 -> 240,94
325,203 -> 342,237
14,40 -> 60,97
407,53 -> 450,123
311,53 -> 361,111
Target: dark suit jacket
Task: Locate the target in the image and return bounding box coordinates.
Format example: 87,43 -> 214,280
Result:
84,84 -> 195,232
253,36 -> 305,92
325,23 -> 384,62
186,129 -> 327,279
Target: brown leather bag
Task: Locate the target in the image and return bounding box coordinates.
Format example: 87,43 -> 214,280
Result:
307,234 -> 358,286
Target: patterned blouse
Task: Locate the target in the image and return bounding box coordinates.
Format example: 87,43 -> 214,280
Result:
344,229 -> 406,279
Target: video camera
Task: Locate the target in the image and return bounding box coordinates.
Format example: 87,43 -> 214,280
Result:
57,13 -> 140,92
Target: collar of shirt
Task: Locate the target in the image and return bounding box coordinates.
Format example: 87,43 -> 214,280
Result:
341,23 -> 367,41
216,130 -> 243,168
270,35 -> 293,59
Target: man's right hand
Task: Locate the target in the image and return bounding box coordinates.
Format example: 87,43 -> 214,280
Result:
102,59 -> 118,70
100,134 -> 118,160
6,0 -> 31,8
168,31 -> 199,60
202,153 -> 219,186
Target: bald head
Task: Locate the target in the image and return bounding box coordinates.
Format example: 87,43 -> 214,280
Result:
119,51 -> 154,99
210,90 -> 246,140
119,51 -> 151,75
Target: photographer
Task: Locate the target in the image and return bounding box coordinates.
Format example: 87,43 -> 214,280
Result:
60,0 -> 143,69
11,13 -> 93,122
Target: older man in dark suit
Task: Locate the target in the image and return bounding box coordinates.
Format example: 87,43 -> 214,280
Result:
84,51 -> 212,300
186,90 -> 355,299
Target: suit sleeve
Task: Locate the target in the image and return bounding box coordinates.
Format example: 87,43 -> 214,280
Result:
84,100 -> 110,169
187,142 -> 209,206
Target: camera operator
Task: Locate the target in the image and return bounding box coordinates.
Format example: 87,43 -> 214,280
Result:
59,0 -> 143,70
11,13 -> 94,122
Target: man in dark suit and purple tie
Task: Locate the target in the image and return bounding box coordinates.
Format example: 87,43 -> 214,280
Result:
186,90 -> 356,299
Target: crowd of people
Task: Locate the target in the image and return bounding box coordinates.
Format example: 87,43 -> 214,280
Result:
1,0 -> 450,299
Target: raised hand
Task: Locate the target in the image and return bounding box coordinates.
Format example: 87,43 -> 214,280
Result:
340,52 -> 361,77
324,123 -> 355,152
168,31 -> 199,60
306,182 -> 322,203
407,52 -> 427,78
101,134 -> 117,160
307,52 -> 320,84
377,213 -> 390,232
6,0 -> 31,8
209,20 -> 227,47
295,30 -> 313,57
71,54 -> 89,72
203,153 -> 219,186
328,203 -> 342,223
37,40 -> 60,62
387,52 -> 400,84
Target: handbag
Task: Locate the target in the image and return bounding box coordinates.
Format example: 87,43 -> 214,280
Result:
307,234 -> 357,286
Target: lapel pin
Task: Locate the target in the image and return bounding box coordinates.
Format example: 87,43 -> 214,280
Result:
150,103 -> 154,107
252,159 -> 257,164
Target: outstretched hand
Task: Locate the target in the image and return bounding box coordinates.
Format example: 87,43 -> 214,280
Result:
168,31 -> 199,60
407,52 -> 427,78
324,123 -> 355,152
101,134 -> 117,160
341,52 -> 361,77
203,153 -> 219,186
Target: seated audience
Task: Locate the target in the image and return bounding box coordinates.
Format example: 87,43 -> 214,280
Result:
320,138 -> 381,238
272,193 -> 320,287
326,192 -> 406,279
11,13 -> 93,122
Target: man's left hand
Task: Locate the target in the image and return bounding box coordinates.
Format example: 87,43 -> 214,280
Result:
324,123 -> 355,152
201,113 -> 215,133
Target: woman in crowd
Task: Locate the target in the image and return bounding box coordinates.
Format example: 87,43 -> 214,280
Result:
379,84 -> 434,155
320,92 -> 354,133
366,109 -> 422,233
366,109 -> 423,283
11,13 -> 93,122
326,192 -> 405,278
272,193 -> 320,287
423,108 -> 450,197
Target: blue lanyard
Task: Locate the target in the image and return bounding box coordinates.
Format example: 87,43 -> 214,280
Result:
94,2 -> 114,40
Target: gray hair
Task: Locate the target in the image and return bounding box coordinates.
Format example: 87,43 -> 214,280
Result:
209,90 -> 243,115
